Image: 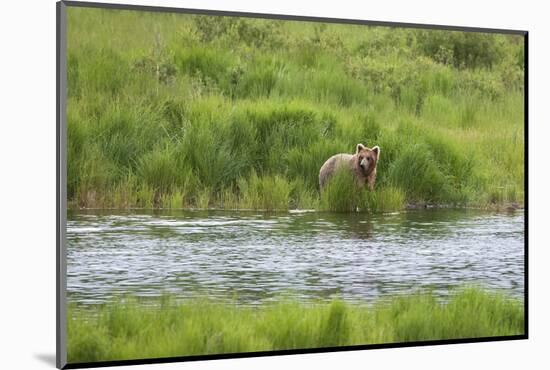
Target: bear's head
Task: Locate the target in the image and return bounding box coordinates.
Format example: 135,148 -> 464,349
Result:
356,143 -> 380,175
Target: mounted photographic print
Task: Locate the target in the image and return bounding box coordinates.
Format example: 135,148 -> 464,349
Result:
56,1 -> 528,368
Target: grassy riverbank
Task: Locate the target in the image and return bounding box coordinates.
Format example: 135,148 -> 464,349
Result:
67,8 -> 525,211
67,288 -> 524,363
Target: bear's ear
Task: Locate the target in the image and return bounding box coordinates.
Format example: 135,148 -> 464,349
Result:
372,146 -> 380,158
356,143 -> 366,154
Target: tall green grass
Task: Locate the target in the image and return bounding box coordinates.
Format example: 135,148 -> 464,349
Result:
319,167 -> 406,212
67,287 -> 524,363
66,7 -> 525,211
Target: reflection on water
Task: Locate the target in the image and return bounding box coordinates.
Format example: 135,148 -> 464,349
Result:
67,209 -> 524,305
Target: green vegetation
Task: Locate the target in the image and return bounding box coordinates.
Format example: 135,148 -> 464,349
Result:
67,287 -> 524,363
67,8 -> 525,211
320,167 -> 406,212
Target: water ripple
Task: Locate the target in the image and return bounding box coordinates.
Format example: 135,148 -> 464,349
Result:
67,209 -> 525,305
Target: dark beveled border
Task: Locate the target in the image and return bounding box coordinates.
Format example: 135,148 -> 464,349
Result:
524,31 -> 529,340
61,0 -> 527,35
63,335 -> 527,369
57,1 -> 68,368
56,1 -> 529,369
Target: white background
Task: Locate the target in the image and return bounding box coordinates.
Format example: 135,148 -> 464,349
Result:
0,0 -> 548,369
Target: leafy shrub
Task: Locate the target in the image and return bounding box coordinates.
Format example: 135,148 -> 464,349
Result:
416,30 -> 504,69
193,15 -> 234,42
193,16 -> 283,49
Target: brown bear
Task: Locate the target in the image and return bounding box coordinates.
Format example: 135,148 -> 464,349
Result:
319,143 -> 380,191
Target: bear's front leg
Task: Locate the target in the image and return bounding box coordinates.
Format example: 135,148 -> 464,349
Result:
367,170 -> 376,191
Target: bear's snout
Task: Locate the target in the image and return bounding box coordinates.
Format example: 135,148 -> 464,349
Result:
360,157 -> 368,169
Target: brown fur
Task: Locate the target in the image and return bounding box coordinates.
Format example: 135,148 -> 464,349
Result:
319,143 -> 380,191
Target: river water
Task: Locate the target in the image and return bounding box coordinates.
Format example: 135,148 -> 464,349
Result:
67,209 -> 524,305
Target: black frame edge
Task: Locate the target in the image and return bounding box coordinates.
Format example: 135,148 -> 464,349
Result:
56,2 -> 61,368
61,0 -> 527,35
57,1 -> 68,369
63,335 -> 528,369
523,32 -> 529,338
